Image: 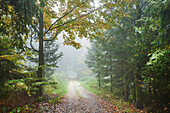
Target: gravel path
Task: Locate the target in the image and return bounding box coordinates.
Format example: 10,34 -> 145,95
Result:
66,81 -> 102,113
66,81 -> 115,113
41,80 -> 116,113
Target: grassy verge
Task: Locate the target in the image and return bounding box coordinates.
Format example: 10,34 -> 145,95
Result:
79,76 -> 143,112
44,80 -> 68,100
43,72 -> 69,103
79,76 -> 103,95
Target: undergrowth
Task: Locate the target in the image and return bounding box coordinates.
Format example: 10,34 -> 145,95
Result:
0,83 -> 38,113
0,72 -> 68,113
43,72 -> 68,104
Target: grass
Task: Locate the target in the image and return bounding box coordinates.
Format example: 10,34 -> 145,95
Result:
44,80 -> 68,97
79,76 -> 143,113
43,72 -> 69,103
79,76 -> 103,95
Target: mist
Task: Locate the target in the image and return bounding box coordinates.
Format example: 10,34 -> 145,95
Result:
55,34 -> 92,79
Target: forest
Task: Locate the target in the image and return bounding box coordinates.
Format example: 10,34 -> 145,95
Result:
0,0 -> 170,113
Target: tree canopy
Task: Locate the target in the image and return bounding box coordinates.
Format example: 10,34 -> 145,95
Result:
0,0 -> 169,112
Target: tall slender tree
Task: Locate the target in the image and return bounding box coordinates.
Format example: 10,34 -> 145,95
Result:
44,41 -> 63,78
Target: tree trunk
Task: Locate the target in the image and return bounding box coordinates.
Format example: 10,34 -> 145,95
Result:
109,54 -> 113,92
110,74 -> 113,92
124,76 -> 128,101
37,7 -> 44,98
133,79 -> 136,102
135,0 -> 143,109
98,73 -> 101,90
123,38 -> 128,101
135,73 -> 143,109
153,85 -> 157,112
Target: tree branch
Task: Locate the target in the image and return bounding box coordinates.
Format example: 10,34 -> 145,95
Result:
50,3 -> 108,31
30,28 -> 39,53
43,31 -> 58,41
43,0 -> 88,36
30,36 -> 39,53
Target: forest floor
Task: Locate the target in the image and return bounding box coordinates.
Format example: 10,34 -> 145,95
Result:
41,80 -> 117,112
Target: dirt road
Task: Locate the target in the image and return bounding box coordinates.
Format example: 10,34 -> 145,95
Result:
66,81 -> 115,113
42,80 -> 116,113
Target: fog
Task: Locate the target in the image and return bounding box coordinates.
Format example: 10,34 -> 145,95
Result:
55,34 -> 92,79
25,32 -> 92,79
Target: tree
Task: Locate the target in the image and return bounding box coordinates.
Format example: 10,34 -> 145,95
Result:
44,40 -> 63,78
0,0 -> 39,85
86,0 -> 170,111
0,0 -> 132,98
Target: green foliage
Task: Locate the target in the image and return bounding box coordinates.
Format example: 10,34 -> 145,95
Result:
0,0 -> 43,87
44,41 -> 63,78
79,76 -> 103,95
2,107 -> 6,113
10,107 -> 21,113
143,49 -> 170,103
0,0 -> 169,112
43,72 -> 68,104
85,0 -> 170,111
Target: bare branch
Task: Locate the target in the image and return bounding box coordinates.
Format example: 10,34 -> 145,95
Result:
30,36 -> 39,53
43,32 -> 58,41
43,0 -> 88,36
30,28 -> 39,53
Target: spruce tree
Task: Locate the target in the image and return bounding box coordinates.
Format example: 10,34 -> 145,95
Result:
44,41 -> 63,78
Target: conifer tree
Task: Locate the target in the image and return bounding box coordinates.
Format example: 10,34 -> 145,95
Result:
44,41 -> 63,78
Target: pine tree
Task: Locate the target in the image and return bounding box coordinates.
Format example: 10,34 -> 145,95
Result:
27,40 -> 63,79
44,41 -> 63,78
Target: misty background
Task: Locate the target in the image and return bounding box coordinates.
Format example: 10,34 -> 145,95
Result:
54,34 -> 92,79
26,31 -> 93,79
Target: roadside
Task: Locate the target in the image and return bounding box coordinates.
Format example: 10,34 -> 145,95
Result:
79,76 -> 145,113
